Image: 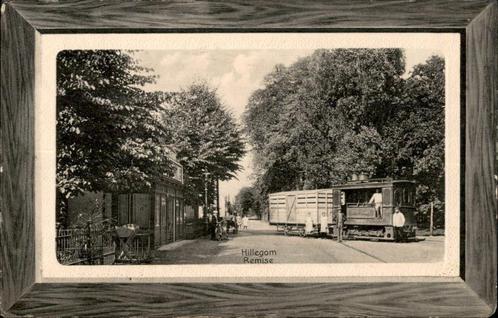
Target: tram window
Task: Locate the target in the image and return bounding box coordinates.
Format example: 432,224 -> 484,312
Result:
394,189 -> 402,206
394,187 -> 415,206
345,191 -> 362,205
407,187 -> 415,205
382,188 -> 392,206
345,189 -> 381,206
346,191 -> 356,204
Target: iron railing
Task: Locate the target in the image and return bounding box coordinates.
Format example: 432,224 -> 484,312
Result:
56,227 -> 115,265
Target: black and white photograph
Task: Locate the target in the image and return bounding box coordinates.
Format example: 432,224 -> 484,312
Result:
54,43 -> 450,267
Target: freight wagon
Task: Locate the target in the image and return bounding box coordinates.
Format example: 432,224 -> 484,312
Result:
268,179 -> 417,241
268,189 -> 338,236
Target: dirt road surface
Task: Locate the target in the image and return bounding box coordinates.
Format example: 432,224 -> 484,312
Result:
152,219 -> 444,264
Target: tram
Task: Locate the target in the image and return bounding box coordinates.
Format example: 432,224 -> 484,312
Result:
268,179 -> 417,241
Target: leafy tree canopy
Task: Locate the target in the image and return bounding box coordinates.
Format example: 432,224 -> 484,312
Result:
57,50 -> 173,200
234,186 -> 261,218
381,55 -> 445,204
245,49 -> 405,190
161,82 -> 246,205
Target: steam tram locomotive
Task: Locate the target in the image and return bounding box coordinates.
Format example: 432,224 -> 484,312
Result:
268,179 -> 417,241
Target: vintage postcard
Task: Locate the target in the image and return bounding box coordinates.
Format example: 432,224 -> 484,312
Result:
35,33 -> 461,282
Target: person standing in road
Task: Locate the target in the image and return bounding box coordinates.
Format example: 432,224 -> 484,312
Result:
320,212 -> 328,238
226,214 -> 233,234
212,213 -> 220,240
236,213 -> 242,232
207,212 -> 216,240
393,207 -> 406,242
336,211 -> 345,242
231,213 -> 239,234
242,214 -> 249,230
305,213 -> 314,236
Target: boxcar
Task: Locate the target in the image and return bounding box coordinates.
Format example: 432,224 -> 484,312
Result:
268,189 -> 338,235
268,179 -> 417,241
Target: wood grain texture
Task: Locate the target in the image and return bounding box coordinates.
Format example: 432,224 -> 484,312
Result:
8,0 -> 492,31
465,1 -> 498,310
0,3 -> 36,313
1,0 -> 497,316
7,282 -> 494,317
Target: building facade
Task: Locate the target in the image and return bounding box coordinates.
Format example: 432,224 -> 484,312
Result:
66,151 -> 200,248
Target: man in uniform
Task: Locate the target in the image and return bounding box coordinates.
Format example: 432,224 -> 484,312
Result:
369,189 -> 383,218
392,207 -> 406,242
336,211 -> 345,242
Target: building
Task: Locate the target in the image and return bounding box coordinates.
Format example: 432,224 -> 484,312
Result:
66,150 -> 201,249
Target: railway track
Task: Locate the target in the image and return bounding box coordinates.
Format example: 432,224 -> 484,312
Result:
338,241 -> 387,263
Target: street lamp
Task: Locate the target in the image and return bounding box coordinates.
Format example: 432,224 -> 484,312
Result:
203,171 -> 210,232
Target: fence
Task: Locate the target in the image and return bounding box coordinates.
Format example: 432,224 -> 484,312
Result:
56,227 -> 115,265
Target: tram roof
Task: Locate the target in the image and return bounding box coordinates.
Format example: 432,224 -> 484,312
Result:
335,179 -> 416,190
268,179 -> 416,196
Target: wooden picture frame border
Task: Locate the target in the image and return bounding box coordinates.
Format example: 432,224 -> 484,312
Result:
1,1 -> 496,316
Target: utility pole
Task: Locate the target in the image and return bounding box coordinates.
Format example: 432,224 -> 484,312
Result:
429,201 -> 434,236
216,178 -> 220,217
203,171 -> 210,232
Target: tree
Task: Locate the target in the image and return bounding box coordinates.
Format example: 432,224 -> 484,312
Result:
244,49 -> 405,196
161,82 -> 245,205
57,50 -> 173,223
234,186 -> 261,218
381,56 -> 445,223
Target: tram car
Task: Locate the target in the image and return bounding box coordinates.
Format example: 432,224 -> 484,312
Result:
268,179 -> 417,241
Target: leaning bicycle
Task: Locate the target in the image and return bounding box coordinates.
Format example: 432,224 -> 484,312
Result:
215,219 -> 229,241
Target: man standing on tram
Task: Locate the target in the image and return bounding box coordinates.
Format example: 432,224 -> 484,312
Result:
368,189 -> 383,218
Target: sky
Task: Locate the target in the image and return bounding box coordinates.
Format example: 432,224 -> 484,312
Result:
135,48 -> 440,214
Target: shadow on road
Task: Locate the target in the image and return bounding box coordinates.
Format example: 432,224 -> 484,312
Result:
235,229 -> 280,236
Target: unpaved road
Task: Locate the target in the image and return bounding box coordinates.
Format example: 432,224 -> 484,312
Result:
152,219 -> 444,264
